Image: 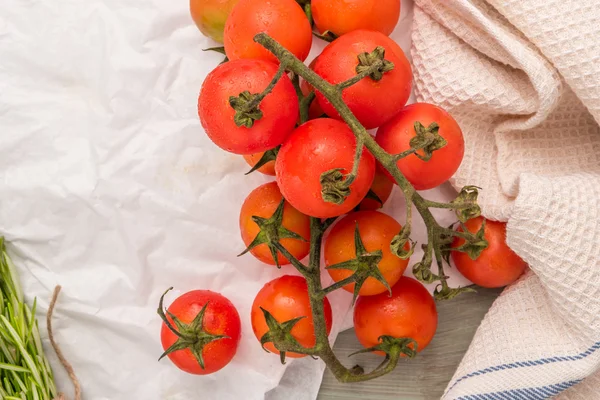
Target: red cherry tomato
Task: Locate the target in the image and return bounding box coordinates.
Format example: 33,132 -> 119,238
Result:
312,0 -> 400,37
375,103 -> 465,190
198,59 -> 298,155
239,182 -> 311,266
251,275 -> 333,358
190,0 -> 240,43
223,0 -> 312,63
451,217 -> 528,288
276,118 -> 376,218
324,211 -> 410,296
160,289 -> 241,375
358,167 -> 394,210
353,276 -> 437,355
314,30 -> 412,129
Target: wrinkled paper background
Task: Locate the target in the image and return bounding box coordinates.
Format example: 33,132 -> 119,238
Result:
0,0 -> 470,398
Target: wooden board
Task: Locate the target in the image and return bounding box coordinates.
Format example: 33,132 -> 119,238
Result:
318,288 -> 502,399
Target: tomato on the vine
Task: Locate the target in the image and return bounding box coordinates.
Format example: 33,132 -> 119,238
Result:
198,59 -> 299,155
276,118 -> 376,218
358,167 -> 394,210
159,289 -> 241,375
313,30 -> 412,129
452,217 -> 527,288
251,275 -> 333,358
324,211 -> 409,296
224,0 -> 312,63
375,103 -> 465,190
243,152 -> 276,176
312,0 -> 400,37
190,0 -> 240,43
240,182 -> 310,266
353,276 -> 437,355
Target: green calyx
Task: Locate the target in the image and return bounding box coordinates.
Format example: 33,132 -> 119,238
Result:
356,47 -> 395,82
454,220 -> 489,260
314,30 -> 338,43
412,260 -> 442,284
245,146 -> 279,175
238,199 -> 307,268
350,335 -> 418,359
320,168 -> 351,205
229,91 -> 264,128
409,122 -> 448,162
259,307 -> 307,364
326,223 -> 389,303
157,288 -> 228,369
434,284 -> 476,301
390,225 -> 415,260
451,186 -> 482,222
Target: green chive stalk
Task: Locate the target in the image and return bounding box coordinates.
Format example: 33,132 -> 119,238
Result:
0,237 -> 59,400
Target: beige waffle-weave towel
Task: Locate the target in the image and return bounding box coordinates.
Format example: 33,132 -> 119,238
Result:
411,0 -> 600,398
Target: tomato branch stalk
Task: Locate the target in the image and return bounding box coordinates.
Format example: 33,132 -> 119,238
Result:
244,33 -> 486,382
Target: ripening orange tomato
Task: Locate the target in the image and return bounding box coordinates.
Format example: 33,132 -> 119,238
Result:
324,211 -> 409,296
354,276 -> 438,355
243,152 -> 276,176
358,167 -> 394,210
223,0 -> 312,63
251,275 -> 333,358
239,182 -> 311,266
190,0 -> 240,43
312,0 -> 401,37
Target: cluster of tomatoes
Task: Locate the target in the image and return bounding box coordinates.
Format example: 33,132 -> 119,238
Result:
158,0 -> 528,377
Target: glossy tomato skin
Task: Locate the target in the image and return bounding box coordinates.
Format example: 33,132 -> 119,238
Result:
314,30 -> 412,129
198,59 -> 299,155
243,152 -> 276,176
376,103 -> 465,190
354,276 -> 437,355
160,290 -> 241,375
312,0 -> 400,37
190,0 -> 240,43
358,166 -> 394,210
451,217 -> 527,288
240,182 -> 311,265
276,119 -> 376,218
325,211 -> 409,296
224,0 -> 312,63
251,275 -> 333,358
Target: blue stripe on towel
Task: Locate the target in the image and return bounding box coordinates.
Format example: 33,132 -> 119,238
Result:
456,380 -> 582,400
448,341 -> 600,393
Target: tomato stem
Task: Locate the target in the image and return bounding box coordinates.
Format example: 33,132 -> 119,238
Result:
252,32 -> 486,383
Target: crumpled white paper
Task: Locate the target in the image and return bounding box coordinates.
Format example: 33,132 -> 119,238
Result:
0,0 -> 470,399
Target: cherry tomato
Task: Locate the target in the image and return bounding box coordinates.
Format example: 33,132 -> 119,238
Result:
198,59 -> 299,155
300,58 -> 325,120
451,217 -> 528,288
375,103 -> 465,190
312,0 -> 400,37
243,152 -> 276,176
353,276 -> 437,355
358,167 -> 394,210
190,0 -> 240,43
324,211 -> 409,296
224,0 -> 312,63
160,289 -> 241,375
240,182 -> 310,266
251,275 -> 333,358
276,118 -> 376,218
313,30 -> 412,129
